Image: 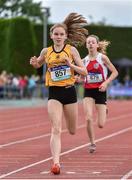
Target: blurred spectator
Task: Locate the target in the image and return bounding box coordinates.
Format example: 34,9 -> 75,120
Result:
1,70 -> 131,100
19,75 -> 28,98
123,75 -> 131,87
27,75 -> 36,98
0,71 -> 7,98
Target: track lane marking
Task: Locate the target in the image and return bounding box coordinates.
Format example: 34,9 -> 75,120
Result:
121,170 -> 132,180
0,126 -> 131,179
0,113 -> 132,148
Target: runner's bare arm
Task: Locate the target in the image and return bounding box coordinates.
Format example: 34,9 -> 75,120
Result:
102,54 -> 118,85
30,48 -> 47,68
63,46 -> 87,76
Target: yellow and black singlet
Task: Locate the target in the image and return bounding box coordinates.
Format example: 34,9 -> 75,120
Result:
45,44 -> 75,87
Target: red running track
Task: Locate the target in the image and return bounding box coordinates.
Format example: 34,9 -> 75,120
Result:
0,100 -> 132,179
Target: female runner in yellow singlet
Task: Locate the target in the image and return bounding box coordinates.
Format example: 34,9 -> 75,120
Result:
30,13 -> 88,174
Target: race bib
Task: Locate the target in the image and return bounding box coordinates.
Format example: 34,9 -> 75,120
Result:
50,65 -> 71,81
87,72 -> 103,83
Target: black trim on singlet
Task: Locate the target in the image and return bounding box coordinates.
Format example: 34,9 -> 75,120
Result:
63,50 -> 70,57
52,44 -> 66,53
52,44 -> 70,57
46,44 -> 70,66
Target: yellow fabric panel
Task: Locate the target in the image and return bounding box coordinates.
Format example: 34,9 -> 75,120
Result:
45,44 -> 75,86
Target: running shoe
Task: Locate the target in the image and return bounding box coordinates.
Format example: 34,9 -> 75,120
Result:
89,144 -> 96,153
51,163 -> 60,175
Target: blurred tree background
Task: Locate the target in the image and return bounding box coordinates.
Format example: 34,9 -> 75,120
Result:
0,0 -> 43,23
0,0 -> 132,78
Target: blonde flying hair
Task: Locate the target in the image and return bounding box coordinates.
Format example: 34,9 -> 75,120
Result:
50,12 -> 88,46
88,34 -> 110,54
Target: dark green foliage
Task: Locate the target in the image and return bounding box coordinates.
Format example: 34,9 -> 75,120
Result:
0,18 -> 132,78
0,17 -> 37,75
0,0 -> 43,23
8,17 -> 37,75
0,19 -> 10,71
77,25 -> 132,61
34,24 -> 43,55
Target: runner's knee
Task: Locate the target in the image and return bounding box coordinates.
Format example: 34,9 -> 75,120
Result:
69,129 -> 76,135
87,116 -> 93,124
98,124 -> 104,128
98,122 -> 105,128
68,126 -> 76,135
52,127 -> 61,135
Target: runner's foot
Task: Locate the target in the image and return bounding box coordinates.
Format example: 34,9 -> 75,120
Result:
51,163 -> 60,175
89,144 -> 96,153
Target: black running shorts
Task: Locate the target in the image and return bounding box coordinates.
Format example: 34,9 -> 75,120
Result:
84,88 -> 107,105
48,86 -> 77,105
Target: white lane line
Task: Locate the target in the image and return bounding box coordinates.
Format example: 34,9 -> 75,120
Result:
92,171 -> 101,174
121,170 -> 132,180
0,113 -> 132,148
0,133 -> 51,148
1,112 -> 132,133
0,122 -> 47,133
40,171 -> 50,174
0,126 -> 131,179
66,171 -> 76,174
